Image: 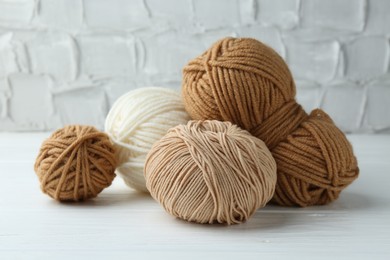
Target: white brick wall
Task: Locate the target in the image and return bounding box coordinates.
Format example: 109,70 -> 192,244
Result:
0,0 -> 389,133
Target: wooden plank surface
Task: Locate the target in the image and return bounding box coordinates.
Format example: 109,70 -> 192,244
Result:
0,133 -> 389,259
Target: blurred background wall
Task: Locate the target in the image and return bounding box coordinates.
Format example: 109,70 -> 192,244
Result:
0,0 -> 389,133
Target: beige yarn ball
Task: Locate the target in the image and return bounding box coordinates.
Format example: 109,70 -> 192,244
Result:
145,120 -> 277,225
105,87 -> 190,192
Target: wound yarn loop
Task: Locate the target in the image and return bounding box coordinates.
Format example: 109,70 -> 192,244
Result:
251,101 -> 307,150
182,37 -> 359,207
145,120 -> 277,225
34,125 -> 117,201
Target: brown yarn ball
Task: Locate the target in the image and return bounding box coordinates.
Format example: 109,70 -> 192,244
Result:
182,37 -> 359,207
144,120 -> 277,225
34,125 -> 117,201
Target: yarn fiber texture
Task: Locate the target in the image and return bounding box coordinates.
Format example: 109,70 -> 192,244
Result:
145,120 -> 277,225
105,87 -> 190,192
34,125 -> 117,201
182,37 -> 359,207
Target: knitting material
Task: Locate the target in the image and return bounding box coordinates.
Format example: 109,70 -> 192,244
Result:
145,120 -> 277,225
105,87 -> 190,192
34,125 -> 117,201
182,37 -> 359,207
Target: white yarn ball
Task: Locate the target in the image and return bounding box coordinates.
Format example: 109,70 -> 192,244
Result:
105,87 -> 190,192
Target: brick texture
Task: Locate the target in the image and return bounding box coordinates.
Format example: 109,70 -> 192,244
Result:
0,0 -> 389,133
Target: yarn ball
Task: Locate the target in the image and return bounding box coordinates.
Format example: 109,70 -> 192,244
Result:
105,87 -> 190,192
145,120 -> 277,225
34,125 -> 117,201
182,37 -> 359,207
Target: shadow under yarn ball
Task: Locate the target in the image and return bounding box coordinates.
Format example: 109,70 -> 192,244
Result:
34,125 -> 117,201
182,37 -> 359,207
145,120 -> 277,225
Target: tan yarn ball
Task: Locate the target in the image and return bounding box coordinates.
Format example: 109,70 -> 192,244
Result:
145,120 -> 277,225
34,125 -> 117,201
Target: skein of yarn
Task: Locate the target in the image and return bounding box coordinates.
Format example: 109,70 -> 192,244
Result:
145,120 -> 277,225
34,125 -> 117,201
182,37 -> 359,207
105,87 -> 190,192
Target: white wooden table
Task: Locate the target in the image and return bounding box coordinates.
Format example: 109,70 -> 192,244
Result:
0,133 -> 389,259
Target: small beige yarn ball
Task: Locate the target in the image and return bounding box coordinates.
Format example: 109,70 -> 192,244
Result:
145,120 -> 277,225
